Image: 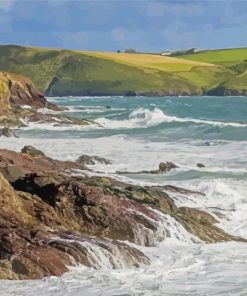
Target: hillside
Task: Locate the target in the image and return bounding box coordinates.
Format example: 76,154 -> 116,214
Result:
0,45 -> 245,96
178,47 -> 247,70
178,48 -> 247,95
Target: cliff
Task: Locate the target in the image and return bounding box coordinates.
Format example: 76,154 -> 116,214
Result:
0,71 -> 93,128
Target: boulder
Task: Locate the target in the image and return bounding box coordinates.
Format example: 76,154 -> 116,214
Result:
21,145 -> 45,157
77,155 -> 112,165
155,162 -> 178,174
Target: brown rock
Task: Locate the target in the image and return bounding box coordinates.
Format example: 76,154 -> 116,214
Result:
77,155 -> 112,165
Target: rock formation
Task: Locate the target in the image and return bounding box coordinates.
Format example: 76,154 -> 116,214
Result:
0,147 -> 246,280
0,71 -> 94,127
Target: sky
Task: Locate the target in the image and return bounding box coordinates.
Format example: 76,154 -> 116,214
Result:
0,0 -> 247,52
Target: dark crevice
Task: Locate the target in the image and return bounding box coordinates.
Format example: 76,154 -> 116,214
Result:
11,174 -> 59,207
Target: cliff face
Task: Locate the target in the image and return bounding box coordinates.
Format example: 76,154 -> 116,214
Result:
0,71 -> 59,112
0,73 -> 11,113
0,71 -> 79,127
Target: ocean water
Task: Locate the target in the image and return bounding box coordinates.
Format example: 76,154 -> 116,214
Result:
1,96 -> 247,295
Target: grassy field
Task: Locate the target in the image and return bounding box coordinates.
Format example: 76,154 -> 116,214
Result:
80,51 -> 214,72
0,45 -> 246,96
179,48 -> 247,70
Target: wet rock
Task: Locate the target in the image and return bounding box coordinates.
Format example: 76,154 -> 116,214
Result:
105,105 -> 111,109
76,155 -> 112,165
50,235 -> 150,269
162,184 -> 206,197
11,172 -> 163,246
27,112 -> 94,127
154,162 -> 178,174
178,207 -> 217,225
1,127 -> 19,138
0,172 -> 150,279
0,150 -> 246,280
197,163 -> 206,168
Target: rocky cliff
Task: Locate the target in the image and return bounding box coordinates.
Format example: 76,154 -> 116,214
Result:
0,71 -> 94,128
0,71 -> 60,126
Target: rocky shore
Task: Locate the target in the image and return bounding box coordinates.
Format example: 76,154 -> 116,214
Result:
0,71 -> 94,129
0,146 -> 246,280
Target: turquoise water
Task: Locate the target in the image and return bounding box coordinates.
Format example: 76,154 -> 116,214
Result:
17,96 -> 247,141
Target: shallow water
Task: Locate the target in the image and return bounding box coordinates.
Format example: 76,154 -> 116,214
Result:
1,96 -> 247,295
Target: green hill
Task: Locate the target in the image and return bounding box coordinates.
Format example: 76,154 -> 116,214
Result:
178,48 -> 247,95
0,45 -> 245,96
178,48 -> 247,73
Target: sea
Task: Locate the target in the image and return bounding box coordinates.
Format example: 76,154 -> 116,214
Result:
0,96 -> 247,296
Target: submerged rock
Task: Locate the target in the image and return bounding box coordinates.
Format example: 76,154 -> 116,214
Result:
197,163 -> 206,168
1,127 -> 19,138
162,184 -> 206,197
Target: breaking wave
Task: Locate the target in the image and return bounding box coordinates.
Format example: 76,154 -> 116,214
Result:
95,107 -> 247,129
96,108 -> 247,129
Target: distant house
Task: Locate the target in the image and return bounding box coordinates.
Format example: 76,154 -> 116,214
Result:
161,48 -> 199,57
161,52 -> 171,56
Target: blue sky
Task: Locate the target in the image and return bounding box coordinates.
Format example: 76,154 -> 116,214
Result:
0,0 -> 247,52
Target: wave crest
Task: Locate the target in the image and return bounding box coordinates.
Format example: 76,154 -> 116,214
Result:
96,107 -> 247,129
